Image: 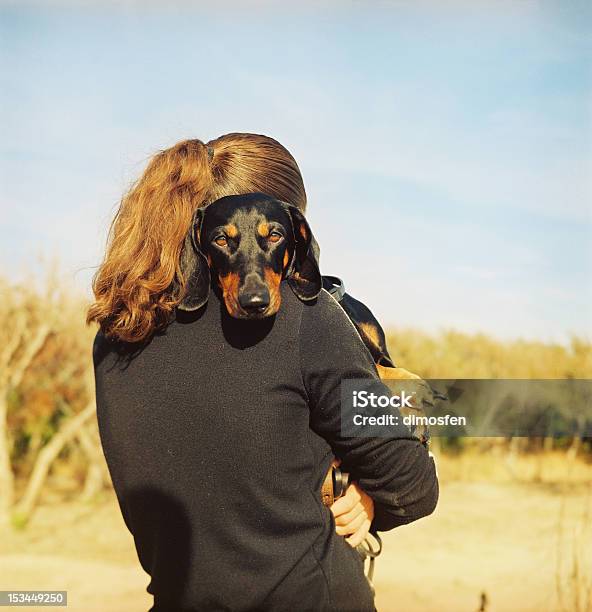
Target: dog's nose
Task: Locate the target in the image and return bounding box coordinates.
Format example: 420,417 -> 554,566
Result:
238,287 -> 271,314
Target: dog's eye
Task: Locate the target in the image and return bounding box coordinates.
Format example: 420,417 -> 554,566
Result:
268,231 -> 283,244
214,236 -> 228,247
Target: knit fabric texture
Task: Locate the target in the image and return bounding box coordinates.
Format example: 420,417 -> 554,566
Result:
93,283 -> 438,611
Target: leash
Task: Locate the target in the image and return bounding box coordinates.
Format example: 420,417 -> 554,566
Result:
321,464 -> 383,590
356,531 -> 382,594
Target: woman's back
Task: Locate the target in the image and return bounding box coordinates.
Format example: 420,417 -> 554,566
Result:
94,284 -> 379,611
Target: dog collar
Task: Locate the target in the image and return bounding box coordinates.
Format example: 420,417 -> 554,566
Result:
322,275 -> 345,302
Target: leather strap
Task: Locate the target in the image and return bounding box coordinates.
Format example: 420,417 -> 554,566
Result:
321,467 -> 335,507
321,464 -> 351,507
332,465 -> 350,499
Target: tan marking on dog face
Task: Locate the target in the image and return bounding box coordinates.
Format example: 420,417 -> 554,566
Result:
298,224 -> 308,241
257,222 -> 270,237
283,250 -> 289,269
264,267 -> 282,315
224,224 -> 239,239
218,272 -> 241,317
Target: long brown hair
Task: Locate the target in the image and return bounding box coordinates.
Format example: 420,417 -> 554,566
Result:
87,133 -> 307,343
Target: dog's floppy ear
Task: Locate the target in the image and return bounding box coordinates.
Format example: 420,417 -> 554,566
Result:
286,205 -> 322,301
177,207 -> 210,311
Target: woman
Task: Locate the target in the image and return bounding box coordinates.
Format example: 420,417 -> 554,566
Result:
89,134 -> 438,611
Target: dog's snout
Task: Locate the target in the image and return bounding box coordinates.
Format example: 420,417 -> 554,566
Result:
238,274 -> 271,315
238,287 -> 271,313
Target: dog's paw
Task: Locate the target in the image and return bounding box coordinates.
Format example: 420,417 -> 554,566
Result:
376,365 -> 421,380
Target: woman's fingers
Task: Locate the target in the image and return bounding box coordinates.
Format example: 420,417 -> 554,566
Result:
345,518 -> 372,548
330,483 -> 361,517
334,503 -> 364,527
330,482 -> 375,542
335,510 -> 366,536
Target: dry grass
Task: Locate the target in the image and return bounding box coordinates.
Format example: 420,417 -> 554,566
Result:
387,328 -> 592,379
434,446 -> 592,486
555,485 -> 592,612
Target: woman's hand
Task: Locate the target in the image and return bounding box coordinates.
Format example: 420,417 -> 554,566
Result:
330,481 -> 375,548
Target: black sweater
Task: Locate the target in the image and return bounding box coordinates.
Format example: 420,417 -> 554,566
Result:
93,283 -> 438,612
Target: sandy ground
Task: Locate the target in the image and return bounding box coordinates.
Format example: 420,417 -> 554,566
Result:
1,477 -> 590,612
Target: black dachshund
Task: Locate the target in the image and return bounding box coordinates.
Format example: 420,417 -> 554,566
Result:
177,192 -> 400,370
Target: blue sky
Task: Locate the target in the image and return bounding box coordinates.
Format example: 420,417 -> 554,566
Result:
1,1 -> 590,342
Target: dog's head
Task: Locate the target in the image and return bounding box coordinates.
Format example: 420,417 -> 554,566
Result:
177,193 -> 321,319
